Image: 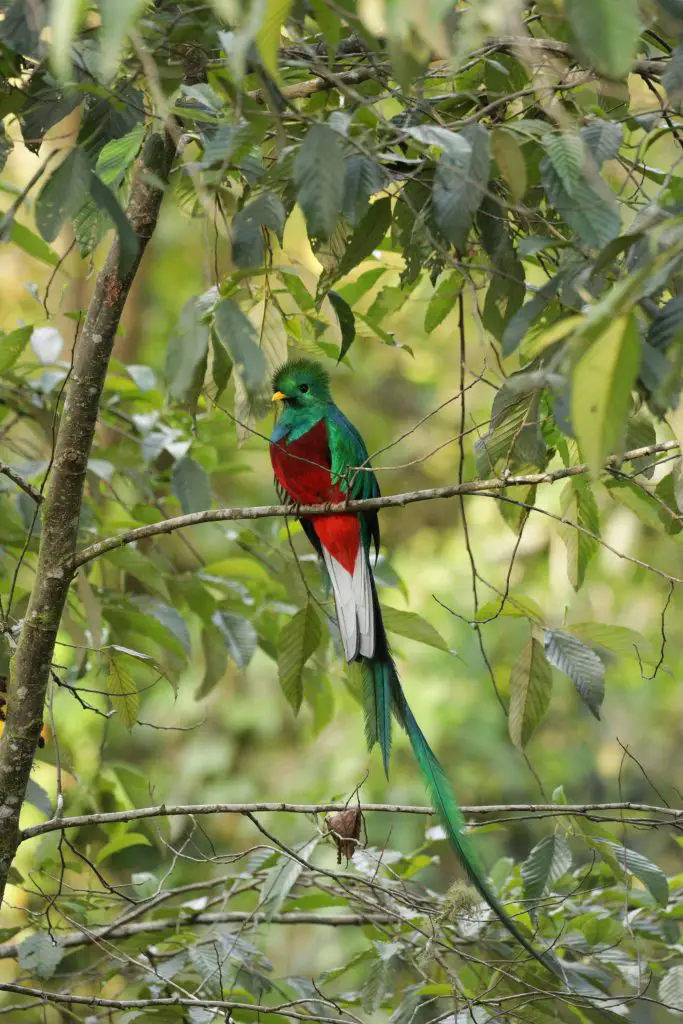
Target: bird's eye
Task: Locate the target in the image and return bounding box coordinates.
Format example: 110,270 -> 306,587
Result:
299,384 -> 309,393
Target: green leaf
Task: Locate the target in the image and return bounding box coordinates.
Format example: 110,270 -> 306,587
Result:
660,966 -> 683,1013
342,154 -> 385,225
432,125 -> 490,248
106,655 -> 139,728
566,622 -> 654,663
560,477 -> 600,590
231,191 -> 286,268
604,476 -> 663,529
502,276 -> 563,357
542,133 -> 584,196
5,217 -> 60,267
508,637 -> 552,749
195,625 -> 229,699
96,123 -> 145,187
49,0 -> 80,81
0,325 -> 31,374
213,297 -> 267,394
381,605 -> 450,653
260,836 -> 318,919
234,297 -> 287,443
278,602 -> 323,713
572,314 -> 640,475
294,123 -> 345,241
565,0 -> 641,79
543,629 -> 605,719
521,833 -> 572,901
593,839 -> 669,906
35,148 -> 91,243
25,778 -> 53,817
491,128 -> 527,203
210,328 -> 232,401
581,119 -> 623,166
336,196 -> 392,280
172,456 -> 212,514
18,931 -> 63,980
212,611 -> 258,669
96,831 -> 152,864
541,156 -> 620,249
99,0 -> 147,81
165,297 -> 210,404
474,372 -> 547,476
424,272 -> 462,334
255,0 -> 293,79
328,290 -> 355,361
625,413 -> 656,478
89,172 -> 139,275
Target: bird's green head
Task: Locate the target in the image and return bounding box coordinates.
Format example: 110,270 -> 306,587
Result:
272,358 -> 331,409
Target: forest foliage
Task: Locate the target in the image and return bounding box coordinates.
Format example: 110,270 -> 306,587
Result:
2,0 -> 683,1020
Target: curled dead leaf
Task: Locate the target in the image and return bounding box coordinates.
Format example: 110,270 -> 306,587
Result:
326,806 -> 362,863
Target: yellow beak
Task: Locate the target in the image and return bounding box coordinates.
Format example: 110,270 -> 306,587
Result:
272,391 -> 287,402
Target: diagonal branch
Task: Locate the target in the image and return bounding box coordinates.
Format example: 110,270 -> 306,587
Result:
0,461 -> 43,504
70,440 -> 681,571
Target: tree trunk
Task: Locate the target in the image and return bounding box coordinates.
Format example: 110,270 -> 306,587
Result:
0,131 -> 176,906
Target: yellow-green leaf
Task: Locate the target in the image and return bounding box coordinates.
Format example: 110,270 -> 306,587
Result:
508,637 -> 552,749
256,0 -> 293,80
106,656 -> 139,728
571,313 -> 640,475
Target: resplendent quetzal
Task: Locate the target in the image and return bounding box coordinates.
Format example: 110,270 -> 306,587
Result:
269,358 -> 552,970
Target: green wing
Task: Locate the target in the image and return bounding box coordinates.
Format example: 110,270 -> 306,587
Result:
326,405 -> 381,557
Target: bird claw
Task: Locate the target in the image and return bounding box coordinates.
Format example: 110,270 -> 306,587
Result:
286,501 -> 302,517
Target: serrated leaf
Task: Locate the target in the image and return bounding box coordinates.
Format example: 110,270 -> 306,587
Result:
648,294 -> 683,352
328,290 -> 355,361
625,414 -> 656,478
432,125 -> 490,249
560,477 -> 600,590
35,148 -> 90,243
6,217 -> 60,267
521,834 -> 572,901
572,314 -> 640,475
543,629 -> 605,719
475,372 -> 547,476
261,836 -> 319,919
231,191 -> 286,268
294,123 -> 345,241
213,297 -> 267,394
106,655 -> 139,728
508,637 -> 552,749
342,154 -> 385,225
660,966 -> 683,1013
424,272 -> 462,334
542,133 -> 584,196
541,156 -> 620,249
381,605 -> 449,652
593,839 -> 669,906
566,0 -> 641,79
172,456 -> 212,514
278,602 -> 322,713
18,931 -> 63,980
0,326 -> 32,374
581,119 -> 623,166
210,328 -> 232,401
565,622 -> 654,663
212,611 -> 258,669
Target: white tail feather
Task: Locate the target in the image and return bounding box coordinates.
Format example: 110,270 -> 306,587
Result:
322,547 -> 375,662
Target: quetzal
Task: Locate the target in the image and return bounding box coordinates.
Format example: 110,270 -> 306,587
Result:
269,358 -> 553,971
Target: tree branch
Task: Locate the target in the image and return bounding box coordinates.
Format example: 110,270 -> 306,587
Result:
70,440 -> 680,571
0,461 -> 43,504
0,984 -> 356,1022
0,911 -> 397,962
0,133 -> 177,907
19,799 -> 683,844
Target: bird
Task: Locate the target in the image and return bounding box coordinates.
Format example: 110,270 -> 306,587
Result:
268,357 -> 555,970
